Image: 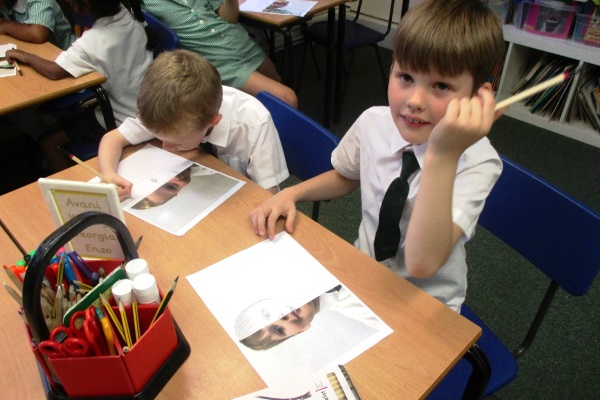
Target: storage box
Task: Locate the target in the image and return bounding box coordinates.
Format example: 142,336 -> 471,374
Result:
572,12 -> 600,47
513,0 -> 580,39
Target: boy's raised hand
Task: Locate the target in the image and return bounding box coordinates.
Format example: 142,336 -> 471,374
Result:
250,188 -> 298,240
429,87 -> 498,157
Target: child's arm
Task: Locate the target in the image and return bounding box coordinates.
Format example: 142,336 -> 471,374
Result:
5,49 -> 69,80
250,169 -> 359,239
98,129 -> 134,201
0,20 -> 52,44
405,87 -> 497,278
217,0 -> 240,23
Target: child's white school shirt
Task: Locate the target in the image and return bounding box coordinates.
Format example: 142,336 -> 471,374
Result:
55,6 -> 153,127
331,106 -> 503,312
118,86 -> 289,190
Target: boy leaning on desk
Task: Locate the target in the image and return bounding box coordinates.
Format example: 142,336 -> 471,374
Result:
250,0 -> 508,314
98,49 -> 289,199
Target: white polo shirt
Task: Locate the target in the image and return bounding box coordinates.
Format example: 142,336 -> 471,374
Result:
332,106 -> 503,311
55,6 -> 153,127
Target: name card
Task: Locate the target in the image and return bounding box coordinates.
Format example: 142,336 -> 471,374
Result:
39,178 -> 125,259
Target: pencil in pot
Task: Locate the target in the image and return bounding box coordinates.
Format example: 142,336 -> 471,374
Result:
150,276 -> 179,325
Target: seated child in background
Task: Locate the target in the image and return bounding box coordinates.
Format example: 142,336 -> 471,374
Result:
141,0 -> 298,108
98,49 -> 289,199
5,0 -> 155,172
249,0 -> 507,312
0,0 -> 77,50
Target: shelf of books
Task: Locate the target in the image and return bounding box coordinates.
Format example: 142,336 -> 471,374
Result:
496,6 -> 600,148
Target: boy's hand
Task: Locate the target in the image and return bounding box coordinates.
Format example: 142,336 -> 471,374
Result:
4,49 -> 27,64
429,87 -> 496,157
104,173 -> 133,201
249,188 -> 298,240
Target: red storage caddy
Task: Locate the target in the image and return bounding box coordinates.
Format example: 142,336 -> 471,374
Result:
22,211 -> 190,399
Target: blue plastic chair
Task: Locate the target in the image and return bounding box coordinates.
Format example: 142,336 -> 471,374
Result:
428,155 -> 600,399
256,91 -> 340,221
144,12 -> 179,58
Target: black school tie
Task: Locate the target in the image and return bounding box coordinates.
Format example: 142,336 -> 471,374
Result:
374,150 -> 420,262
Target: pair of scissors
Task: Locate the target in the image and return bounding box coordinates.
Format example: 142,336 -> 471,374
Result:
84,305 -> 109,356
38,326 -> 89,358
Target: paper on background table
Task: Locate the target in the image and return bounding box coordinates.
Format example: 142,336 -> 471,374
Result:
187,232 -> 393,387
91,144 -> 245,236
0,60 -> 16,78
239,0 -> 317,17
0,43 -> 16,58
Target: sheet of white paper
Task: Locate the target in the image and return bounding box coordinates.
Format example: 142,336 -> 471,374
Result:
0,43 -> 16,58
0,60 -> 16,78
92,144 -> 245,236
187,232 -> 393,387
239,0 -> 317,17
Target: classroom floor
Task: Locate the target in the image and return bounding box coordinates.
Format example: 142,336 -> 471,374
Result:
2,42 -> 599,399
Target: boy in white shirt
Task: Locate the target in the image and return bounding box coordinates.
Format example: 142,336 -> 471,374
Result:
98,49 -> 289,198
249,0 -> 507,312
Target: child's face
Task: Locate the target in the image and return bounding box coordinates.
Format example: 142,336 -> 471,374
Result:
388,61 -> 476,144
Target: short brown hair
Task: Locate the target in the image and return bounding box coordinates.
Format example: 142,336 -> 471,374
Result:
393,0 -> 505,90
137,49 -> 223,135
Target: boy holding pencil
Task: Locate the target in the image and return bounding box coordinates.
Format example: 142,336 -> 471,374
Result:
98,49 -> 289,198
250,0 -> 507,312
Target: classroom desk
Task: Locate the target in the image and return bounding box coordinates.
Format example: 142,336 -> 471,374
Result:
0,144 -> 481,399
240,0 -> 347,127
0,35 -> 105,116
0,226 -> 48,399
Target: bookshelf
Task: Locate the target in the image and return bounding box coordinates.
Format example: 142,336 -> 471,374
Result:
497,25 -> 600,148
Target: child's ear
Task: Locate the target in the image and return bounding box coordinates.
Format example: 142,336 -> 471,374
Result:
210,114 -> 223,127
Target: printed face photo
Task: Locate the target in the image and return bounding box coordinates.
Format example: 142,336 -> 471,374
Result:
187,233 -> 393,386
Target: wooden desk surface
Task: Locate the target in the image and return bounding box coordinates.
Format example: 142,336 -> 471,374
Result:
0,145 -> 480,399
240,0 -> 347,27
0,227 -> 48,399
0,35 -> 105,115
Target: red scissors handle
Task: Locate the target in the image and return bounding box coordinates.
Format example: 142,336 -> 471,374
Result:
38,341 -> 64,358
61,338 -> 89,357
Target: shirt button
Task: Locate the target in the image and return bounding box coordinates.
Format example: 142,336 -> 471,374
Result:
211,29 -> 215,33
191,9 -> 195,13
200,20 -> 204,24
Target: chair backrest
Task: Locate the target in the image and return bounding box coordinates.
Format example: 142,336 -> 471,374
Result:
353,0 -> 397,36
478,155 -> 600,297
144,12 -> 179,58
256,91 -> 340,182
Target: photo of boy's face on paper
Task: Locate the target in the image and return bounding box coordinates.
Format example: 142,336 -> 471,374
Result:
131,167 -> 192,209
186,232 -> 393,386
235,296 -> 318,350
119,146 -> 245,236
